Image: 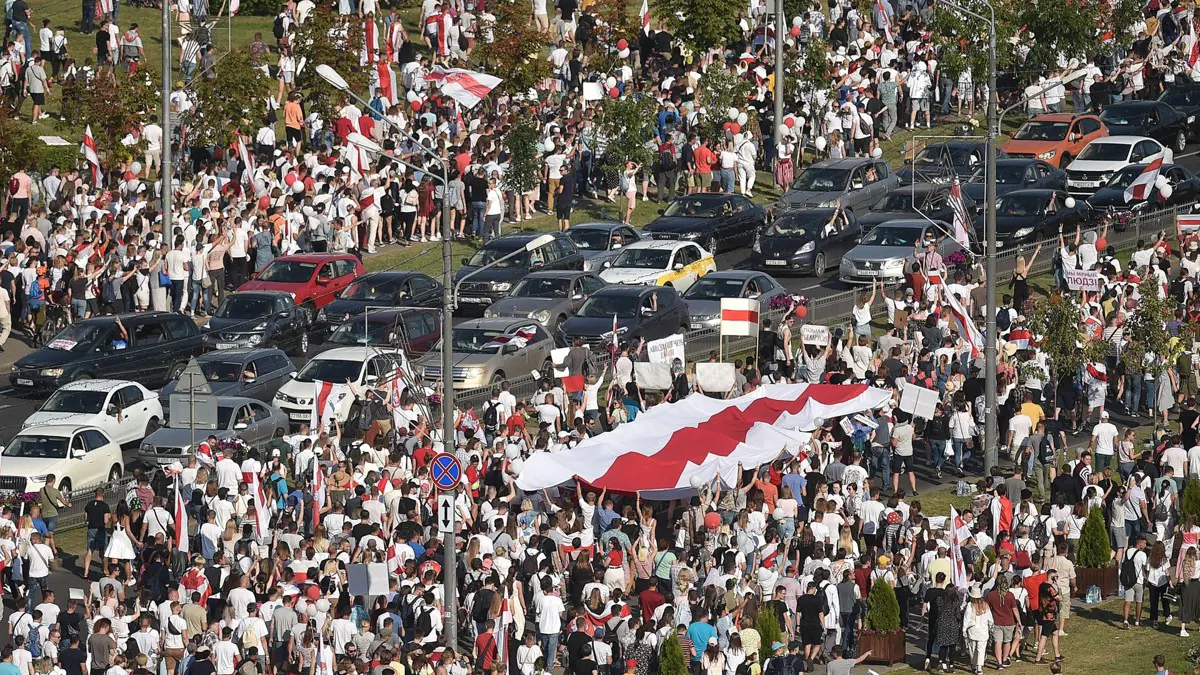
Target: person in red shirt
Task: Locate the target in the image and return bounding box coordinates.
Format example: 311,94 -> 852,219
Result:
474,620 -> 498,669
413,441 -> 436,469
1022,560 -> 1049,646
639,584 -> 664,620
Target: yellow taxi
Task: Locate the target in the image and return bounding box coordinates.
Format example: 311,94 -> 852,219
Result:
598,240 -> 716,293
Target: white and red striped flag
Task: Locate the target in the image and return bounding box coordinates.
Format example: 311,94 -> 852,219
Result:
1179,213 -> 1200,234
362,18 -> 378,66
948,180 -> 973,248
234,133 -> 254,184
230,0 -> 240,15
386,21 -> 404,62
249,472 -> 270,538
174,476 -> 189,554
875,0 -> 893,43
1124,157 -> 1163,203
310,380 -> 349,430
80,125 -> 101,185
720,298 -> 760,337
311,463 -> 326,534
640,0 -> 650,33
939,279 -> 985,357
376,60 -> 398,105
425,66 -> 502,110
949,506 -> 969,590
98,0 -> 114,16
483,325 -> 537,349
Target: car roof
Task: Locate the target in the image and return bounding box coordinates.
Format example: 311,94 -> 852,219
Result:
1090,135 -> 1153,144
272,253 -> 358,262
886,182 -> 944,195
457,317 -> 544,330
621,240 -> 695,251
926,140 -> 987,149
590,284 -> 658,296
870,219 -> 939,228
697,271 -> 761,281
482,232 -> 567,249
357,271 -> 430,281
808,157 -> 880,169
311,346 -> 405,360
1027,113 -> 1096,122
524,270 -> 593,280
227,290 -> 293,300
13,424 -> 106,437
197,348 -> 289,361
1106,101 -> 1158,109
1116,162 -> 1186,172
360,308 -> 438,322
570,222 -> 632,231
55,379 -> 138,392
73,310 -> 178,326
1002,188 -> 1062,197
996,158 -> 1045,167
212,396 -> 266,407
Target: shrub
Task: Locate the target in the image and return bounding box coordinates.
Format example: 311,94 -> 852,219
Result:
1182,481 -> 1200,525
864,580 -> 901,633
658,634 -> 688,675
1076,507 -> 1112,568
755,605 -> 783,662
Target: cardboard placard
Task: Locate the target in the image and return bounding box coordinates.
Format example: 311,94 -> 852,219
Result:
634,361 -> 674,390
582,82 -> 604,101
696,362 -> 737,392
800,324 -> 831,345
551,347 -> 570,378
1065,268 -> 1102,291
367,562 -> 390,595
646,334 -> 686,366
899,382 -> 939,420
839,418 -> 855,435
347,564 -> 370,596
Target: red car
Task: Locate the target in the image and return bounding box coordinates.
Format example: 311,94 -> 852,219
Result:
239,253 -> 364,324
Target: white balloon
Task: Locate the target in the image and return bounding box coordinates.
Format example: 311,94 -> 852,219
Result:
1064,197 -> 1076,209
795,116 -> 806,130
406,90 -> 420,103
777,124 -> 791,136
1156,174 -> 1170,190
1161,183 -> 1174,200
315,599 -> 330,613
737,112 -> 748,126
871,147 -> 883,158
296,599 -> 309,613
728,107 -> 740,120
305,605 -> 318,617
773,507 -> 785,521
545,138 -> 556,151
505,444 -> 520,459
130,161 -> 142,175
814,136 -> 827,151
535,142 -> 546,154
618,47 -> 630,58
510,458 -> 524,475
813,417 -> 826,428
606,76 -> 617,88
792,16 -> 803,26
292,181 -> 305,194
689,475 -> 705,489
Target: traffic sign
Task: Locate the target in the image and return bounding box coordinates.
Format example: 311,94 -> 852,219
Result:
437,493 -> 455,534
430,452 -> 462,491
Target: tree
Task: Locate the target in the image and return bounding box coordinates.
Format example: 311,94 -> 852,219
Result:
656,0 -> 742,53
864,580 -> 901,632
190,48 -> 271,148
592,94 -> 656,171
76,69 -> 160,165
1026,291 -> 1108,396
501,120 -> 539,195
475,0 -> 551,95
292,3 -> 366,123
694,67 -> 755,140
1077,507 -> 1112,568
1122,278 -> 1179,376
658,634 -> 688,675
755,605 -> 784,661
1182,480 -> 1200,524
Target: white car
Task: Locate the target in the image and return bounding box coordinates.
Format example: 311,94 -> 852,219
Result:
598,240 -> 716,292
0,425 -> 124,498
1064,135 -> 1174,197
23,380 -> 163,447
272,347 -> 417,428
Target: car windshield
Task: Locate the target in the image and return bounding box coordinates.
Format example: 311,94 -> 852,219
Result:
40,389 -> 106,414
769,212 -> 826,237
791,167 -> 849,191
996,195 -> 1048,217
860,225 -> 922,247
200,361 -> 244,382
295,358 -> 361,383
1105,166 -> 1149,188
1077,141 -> 1132,162
3,435 -> 69,459
662,198 -> 726,218
43,323 -> 108,352
610,248 -> 671,269
1012,121 -> 1070,141
328,319 -> 395,346
566,229 -> 613,250
257,261 -> 318,283
875,193 -> 918,211
916,146 -> 980,167
512,277 -> 570,298
448,328 -> 512,353
1161,89 -> 1200,107
578,295 -> 640,319
467,245 -> 528,267
683,277 -> 749,300
341,278 -> 405,301
969,165 -> 1027,184
1099,108 -> 1147,126
215,295 -> 274,318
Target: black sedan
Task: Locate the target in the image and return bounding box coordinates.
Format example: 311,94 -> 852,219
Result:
973,188 -> 1088,248
961,158 -> 1067,207
642,193 -> 766,254
859,183 -> 976,230
314,271 -> 441,339
896,141 -> 1007,184
1098,101 -> 1190,154
1159,84 -> 1200,137
1085,162 -> 1200,213
749,207 -> 861,276
559,284 -> 690,349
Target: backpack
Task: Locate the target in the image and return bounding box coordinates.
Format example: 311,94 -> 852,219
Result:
273,15 -> 286,40
27,625 -> 42,659
471,588 -> 494,622
1014,548 -> 1032,570
482,401 -> 500,432
1172,277 -> 1188,303
1031,518 -> 1051,551
241,622 -> 260,651
658,149 -> 677,172
1120,551 -> 1138,589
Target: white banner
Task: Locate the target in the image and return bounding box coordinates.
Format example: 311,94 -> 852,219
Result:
899,382 -> 940,420
550,347 -> 570,378
647,334 -> 686,366
1065,268 -> 1102,291
800,324 -> 831,346
634,361 -> 674,390
696,363 -> 737,393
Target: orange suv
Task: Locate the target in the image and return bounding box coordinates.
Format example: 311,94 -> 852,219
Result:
1001,113 -> 1108,168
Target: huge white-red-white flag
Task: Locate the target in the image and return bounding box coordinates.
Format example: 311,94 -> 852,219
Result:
310,380 -> 349,430
229,0 -> 240,15
425,67 -> 502,110
948,180 -> 972,248
81,125 -> 101,185
949,506 -> 969,590
939,279 -> 985,357
1125,156 -> 1163,203
720,298 -> 760,337
174,476 -> 189,554
249,472 -> 270,538
361,18 -> 378,66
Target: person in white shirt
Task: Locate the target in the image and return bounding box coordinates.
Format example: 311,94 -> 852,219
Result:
1122,536 -> 1149,628
142,116 -> 163,179
1089,412 -> 1119,472
533,587 -> 566,668
212,630 -> 241,675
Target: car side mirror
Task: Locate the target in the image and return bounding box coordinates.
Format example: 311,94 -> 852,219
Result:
287,371 -> 298,379
106,404 -> 119,416
852,181 -> 864,190
602,260 -> 612,269
572,293 -> 583,300
657,209 -> 665,215
244,375 -> 257,384
903,158 -> 913,165
71,448 -> 86,459
502,344 -> 519,354
365,375 -> 379,385
250,271 -> 260,280
641,307 -> 654,316
1070,133 -> 1080,141
461,257 -> 470,265
748,292 -> 760,299
101,343 -> 115,354
233,422 -> 248,431
673,262 -> 684,270
316,275 -> 332,285
612,243 -> 622,250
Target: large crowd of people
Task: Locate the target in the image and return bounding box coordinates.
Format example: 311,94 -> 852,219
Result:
2,0 -> 1200,673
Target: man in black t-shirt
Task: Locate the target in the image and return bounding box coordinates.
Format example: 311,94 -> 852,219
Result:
59,636 -> 87,675
83,488 -> 110,579
795,583 -> 825,663
95,18 -> 112,65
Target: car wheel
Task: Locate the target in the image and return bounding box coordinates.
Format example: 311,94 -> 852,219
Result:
292,330 -> 310,357
813,253 -> 827,277
145,417 -> 160,437
541,359 -> 554,380
1059,153 -> 1072,169
108,465 -> 122,482
58,479 -> 71,502
167,362 -> 186,382
490,371 -> 506,385
705,235 -> 718,256
299,302 -> 316,325
1177,130 -> 1188,153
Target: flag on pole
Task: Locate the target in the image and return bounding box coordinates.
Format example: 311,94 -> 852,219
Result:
949,506 -> 969,591
640,0 -> 650,34
230,0 -> 240,15
948,180 -> 973,248
1179,213 -> 1200,233
720,298 -> 760,337
311,463 -> 326,534
425,66 -> 502,109
233,133 -> 254,185
249,472 -> 270,538
375,59 -> 398,105
386,21 -> 404,63
98,0 -> 114,16
875,0 -> 893,43
81,125 -> 101,185
174,476 -> 189,554
362,18 -> 378,66
310,380 -> 349,430
939,279 -> 985,357
1124,156 -> 1163,203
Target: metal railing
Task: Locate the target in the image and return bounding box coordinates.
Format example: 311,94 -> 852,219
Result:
53,476 -> 137,533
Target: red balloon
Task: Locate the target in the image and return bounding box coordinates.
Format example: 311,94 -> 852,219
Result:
704,512 -> 721,530
617,39 -> 629,50
795,305 -> 808,319
410,99 -> 422,111
608,87 -> 620,98
784,117 -> 795,128
1096,236 -> 1108,251
306,585 -> 320,600
722,121 -> 732,131
730,123 -> 741,134
789,26 -> 801,37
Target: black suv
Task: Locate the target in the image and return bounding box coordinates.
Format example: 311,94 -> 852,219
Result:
454,233 -> 584,313
559,284 -> 690,349
201,291 -> 311,356
11,312 -> 204,392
